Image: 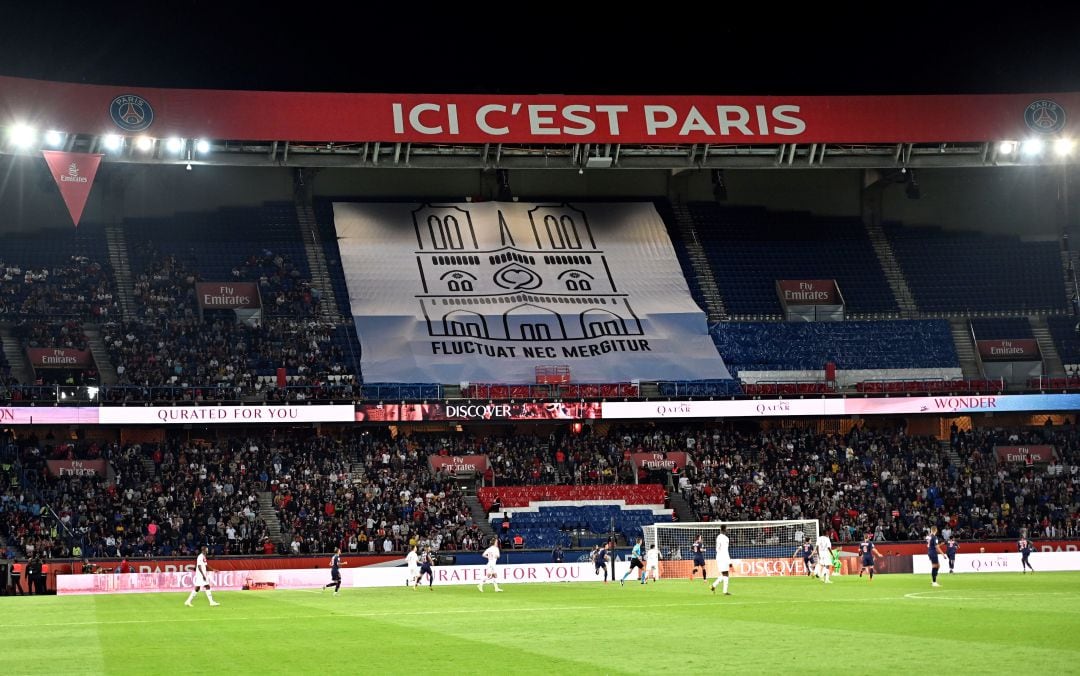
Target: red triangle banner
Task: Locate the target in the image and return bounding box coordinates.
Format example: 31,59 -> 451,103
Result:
41,151 -> 103,227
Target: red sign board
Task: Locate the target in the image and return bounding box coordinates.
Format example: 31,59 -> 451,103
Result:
995,445 -> 1056,464
195,282 -> 261,309
357,402 -> 602,422
977,339 -> 1041,361
4,76 -> 1080,144
26,347 -> 94,369
41,151 -> 102,226
428,454 -> 490,475
630,452 -> 689,472
776,280 -> 839,305
47,459 -> 107,477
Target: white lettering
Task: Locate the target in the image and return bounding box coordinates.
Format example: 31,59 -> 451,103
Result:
476,104 -> 509,135
644,105 -> 678,135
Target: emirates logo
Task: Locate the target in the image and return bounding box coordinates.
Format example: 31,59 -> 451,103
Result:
60,161 -> 89,183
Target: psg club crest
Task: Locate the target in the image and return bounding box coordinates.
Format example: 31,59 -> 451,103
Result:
109,94 -> 154,132
1024,99 -> 1066,134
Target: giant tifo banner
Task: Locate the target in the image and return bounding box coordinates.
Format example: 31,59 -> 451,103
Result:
357,402 -> 603,422
429,454 -> 490,474
26,347 -> 94,369
57,562 -> 601,595
335,202 -> 729,383
46,459 -> 107,477
977,339 -> 1041,361
994,445 -> 1056,464
195,282 -> 261,309
3,76 -> 1079,143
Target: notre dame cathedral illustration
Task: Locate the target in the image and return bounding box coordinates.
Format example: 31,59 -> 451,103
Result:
412,203 -> 644,342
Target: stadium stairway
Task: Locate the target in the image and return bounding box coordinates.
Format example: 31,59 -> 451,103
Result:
939,439 -> 963,468
1030,316 -> 1066,377
464,495 -> 497,539
865,221 -> 918,318
668,202 -> 727,321
294,203 -> 343,323
0,323 -> 34,383
257,491 -> 284,545
104,222 -> 136,320
949,318 -> 982,379
84,326 -> 118,385
668,490 -> 696,522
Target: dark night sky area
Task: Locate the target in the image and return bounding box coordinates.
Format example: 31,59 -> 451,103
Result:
1,5 -> 1080,95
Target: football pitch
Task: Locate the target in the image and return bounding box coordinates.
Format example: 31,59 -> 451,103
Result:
4,572 -> 1080,675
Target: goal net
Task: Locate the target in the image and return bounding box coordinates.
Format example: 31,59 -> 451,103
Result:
643,520 -> 819,578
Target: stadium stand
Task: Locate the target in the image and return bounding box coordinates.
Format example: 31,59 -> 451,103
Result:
686,203 -> 899,317
969,317 -> 1035,340
885,222 -> 1067,314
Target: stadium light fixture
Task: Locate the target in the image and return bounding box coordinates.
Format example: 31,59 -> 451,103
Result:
44,130 -> 64,147
8,124 -> 36,148
1022,138 -> 1045,156
997,140 -> 1016,155
103,134 -> 123,151
195,139 -> 210,154
135,136 -> 154,152
166,137 -> 185,153
1054,138 -> 1075,157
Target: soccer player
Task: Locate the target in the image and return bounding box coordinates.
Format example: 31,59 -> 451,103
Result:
858,533 -> 883,581
593,543 -> 609,583
184,546 -> 220,607
323,547 -> 345,595
927,526 -> 947,586
416,547 -> 435,590
644,544 -> 662,583
814,531 -> 833,583
710,525 -> 732,595
690,535 -> 708,582
478,538 -> 503,592
621,538 -> 646,586
946,535 -> 959,573
405,545 -> 420,588
1018,532 -> 1035,574
793,538 -> 814,577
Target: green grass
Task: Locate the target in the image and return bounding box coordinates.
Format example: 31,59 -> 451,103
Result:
4,572 -> 1080,674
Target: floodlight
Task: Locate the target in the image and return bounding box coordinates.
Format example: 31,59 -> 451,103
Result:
103,134 -> 123,151
1022,138 -> 1045,156
44,130 -> 63,147
136,136 -> 153,151
1054,138 -> 1075,157
166,137 -> 185,153
9,124 -> 36,147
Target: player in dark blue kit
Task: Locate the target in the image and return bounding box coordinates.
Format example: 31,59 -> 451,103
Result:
857,533 -> 882,581
323,547 -> 345,596
416,547 -> 435,590
946,536 -> 959,573
792,538 -> 814,577
594,543 -> 609,583
690,535 -> 707,582
1018,533 -> 1035,574
927,526 -> 946,587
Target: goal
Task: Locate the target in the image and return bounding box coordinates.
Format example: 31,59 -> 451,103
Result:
643,520 -> 819,578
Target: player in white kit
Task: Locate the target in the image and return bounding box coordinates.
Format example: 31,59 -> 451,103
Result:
478,538 -> 503,592
814,531 -> 834,583
184,546 -> 220,606
710,525 -> 732,596
405,545 -> 420,588
644,544 -> 662,583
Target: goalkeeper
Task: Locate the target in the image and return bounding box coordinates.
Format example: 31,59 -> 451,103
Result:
831,547 -> 842,575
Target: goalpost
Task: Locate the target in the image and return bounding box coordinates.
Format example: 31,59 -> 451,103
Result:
643,520 -> 820,578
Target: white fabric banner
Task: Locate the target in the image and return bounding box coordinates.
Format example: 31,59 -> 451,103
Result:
334,202 -> 730,383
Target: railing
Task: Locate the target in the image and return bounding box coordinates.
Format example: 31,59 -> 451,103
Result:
361,383 -> 443,401
856,377 -> 1006,394
1028,375 -> 1080,391
460,383 -> 639,400
0,383 -> 361,404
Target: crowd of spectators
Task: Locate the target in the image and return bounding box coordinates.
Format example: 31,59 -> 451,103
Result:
677,422 -> 1080,543
0,256 -> 118,318
232,249 -> 321,318
101,318 -> 356,402
2,422 -> 1078,563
